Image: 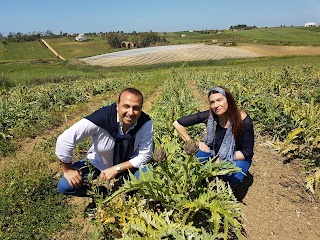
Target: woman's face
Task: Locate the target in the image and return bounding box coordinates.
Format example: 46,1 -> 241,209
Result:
208,92 -> 228,116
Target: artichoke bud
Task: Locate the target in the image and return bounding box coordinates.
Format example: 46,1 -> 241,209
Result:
184,140 -> 199,155
153,147 -> 167,163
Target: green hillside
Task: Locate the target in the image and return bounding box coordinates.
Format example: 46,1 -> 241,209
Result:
165,27 -> 320,45
0,41 -> 55,61
45,36 -> 115,59
1,27 -> 320,63
0,36 -> 115,62
227,27 -> 320,45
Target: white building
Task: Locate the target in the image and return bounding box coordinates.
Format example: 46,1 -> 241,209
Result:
75,34 -> 87,41
304,22 -> 317,27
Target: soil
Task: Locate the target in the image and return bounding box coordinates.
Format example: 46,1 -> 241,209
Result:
237,43 -> 320,57
241,137 -> 320,240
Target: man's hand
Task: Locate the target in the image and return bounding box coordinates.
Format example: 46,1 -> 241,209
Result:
198,141 -> 211,153
100,167 -> 118,181
64,169 -> 82,188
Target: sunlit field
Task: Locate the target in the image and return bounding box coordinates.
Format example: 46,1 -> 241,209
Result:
1,27 -> 320,239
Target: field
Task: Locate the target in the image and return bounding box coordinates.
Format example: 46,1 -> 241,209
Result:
0,27 -> 320,239
162,27 -> 320,45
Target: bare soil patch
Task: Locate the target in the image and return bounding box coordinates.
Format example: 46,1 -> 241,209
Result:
237,43 -> 320,57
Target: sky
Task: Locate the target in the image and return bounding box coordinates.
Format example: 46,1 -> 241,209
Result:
1,0 -> 320,36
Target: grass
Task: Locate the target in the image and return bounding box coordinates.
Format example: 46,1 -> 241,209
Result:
0,60 -> 96,87
225,27 -> 320,45
0,59 -> 138,87
162,27 -> 320,46
0,36 -> 118,63
0,41 -> 56,61
45,36 -> 118,59
0,140 -> 72,240
161,31 -> 221,44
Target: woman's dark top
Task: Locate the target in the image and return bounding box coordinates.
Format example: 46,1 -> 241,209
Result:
177,110 -> 254,159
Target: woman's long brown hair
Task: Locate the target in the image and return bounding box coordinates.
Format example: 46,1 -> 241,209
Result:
208,86 -> 242,140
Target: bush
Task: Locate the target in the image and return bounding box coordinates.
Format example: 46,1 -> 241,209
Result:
0,75 -> 14,90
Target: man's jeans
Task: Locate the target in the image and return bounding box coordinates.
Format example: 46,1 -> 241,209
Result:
57,158 -> 147,197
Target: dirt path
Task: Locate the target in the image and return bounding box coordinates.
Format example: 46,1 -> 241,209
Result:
189,79 -> 320,240
243,138 -> 320,240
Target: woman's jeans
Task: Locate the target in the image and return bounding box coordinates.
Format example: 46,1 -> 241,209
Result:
57,158 -> 147,197
196,150 -> 252,188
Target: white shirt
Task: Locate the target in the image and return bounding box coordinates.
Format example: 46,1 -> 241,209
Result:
55,117 -> 154,171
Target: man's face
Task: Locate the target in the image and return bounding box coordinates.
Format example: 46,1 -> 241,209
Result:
117,91 -> 143,128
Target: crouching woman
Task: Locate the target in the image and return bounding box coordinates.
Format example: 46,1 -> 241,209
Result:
173,86 -> 254,188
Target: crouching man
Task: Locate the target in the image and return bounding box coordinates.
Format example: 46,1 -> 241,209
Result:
55,88 -> 153,211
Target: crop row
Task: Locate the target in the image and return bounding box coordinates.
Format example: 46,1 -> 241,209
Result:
0,71 -> 165,239
0,77 -> 132,156
94,72 -> 244,239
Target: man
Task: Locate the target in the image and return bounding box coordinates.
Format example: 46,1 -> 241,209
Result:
56,88 -> 154,200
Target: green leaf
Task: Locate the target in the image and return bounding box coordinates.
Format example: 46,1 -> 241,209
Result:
286,127 -> 304,143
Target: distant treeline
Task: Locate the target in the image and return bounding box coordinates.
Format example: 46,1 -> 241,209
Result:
229,24 -> 257,30
0,30 -> 168,48
0,30 -> 61,43
0,30 -> 104,43
0,31 -> 169,48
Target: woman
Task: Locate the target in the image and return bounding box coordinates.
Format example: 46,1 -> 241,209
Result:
172,86 -> 254,188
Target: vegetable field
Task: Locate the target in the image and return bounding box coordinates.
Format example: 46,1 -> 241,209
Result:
0,55 -> 320,239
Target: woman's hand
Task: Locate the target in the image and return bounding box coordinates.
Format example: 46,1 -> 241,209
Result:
198,141 -> 211,153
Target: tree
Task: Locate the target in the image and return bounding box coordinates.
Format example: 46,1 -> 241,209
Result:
139,32 -> 163,47
104,32 -> 127,48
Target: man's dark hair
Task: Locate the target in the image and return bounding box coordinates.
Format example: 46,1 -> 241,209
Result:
118,88 -> 144,105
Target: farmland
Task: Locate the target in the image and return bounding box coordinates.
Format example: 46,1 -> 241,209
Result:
0,27 -> 320,239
